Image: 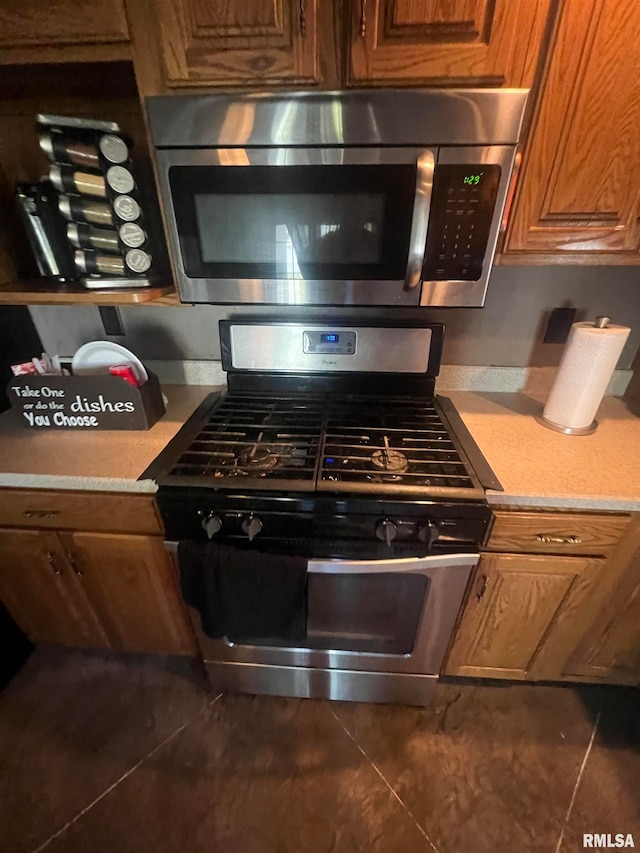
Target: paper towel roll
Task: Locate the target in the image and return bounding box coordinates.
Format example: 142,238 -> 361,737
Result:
543,320 -> 630,429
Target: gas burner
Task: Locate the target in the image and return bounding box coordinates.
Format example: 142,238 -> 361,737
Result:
368,473 -> 404,484
238,433 -> 280,471
370,437 -> 408,473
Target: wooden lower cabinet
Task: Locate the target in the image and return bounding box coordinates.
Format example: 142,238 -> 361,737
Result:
444,552 -> 606,681
562,541 -> 640,685
0,527 -> 106,648
0,526 -> 196,656
59,531 -> 195,655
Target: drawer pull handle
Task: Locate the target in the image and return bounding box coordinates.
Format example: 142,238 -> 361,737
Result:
47,551 -> 63,576
536,534 -> 582,545
476,574 -> 488,602
23,509 -> 59,519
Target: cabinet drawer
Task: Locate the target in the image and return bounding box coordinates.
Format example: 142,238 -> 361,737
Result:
0,489 -> 162,535
486,511 -> 631,556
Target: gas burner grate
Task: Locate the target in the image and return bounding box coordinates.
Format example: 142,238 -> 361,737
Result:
320,397 -> 475,490
166,392 -> 478,495
170,392 -> 324,484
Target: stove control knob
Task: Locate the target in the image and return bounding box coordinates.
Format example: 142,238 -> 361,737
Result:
376,519 -> 398,547
418,521 -> 440,548
242,515 -> 263,543
201,513 -> 222,540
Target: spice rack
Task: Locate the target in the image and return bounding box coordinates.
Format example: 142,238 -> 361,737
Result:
39,114 -> 158,290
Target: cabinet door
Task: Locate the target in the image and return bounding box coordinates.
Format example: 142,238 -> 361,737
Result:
563,545 -> 640,685
0,0 -> 131,64
505,0 -> 640,259
153,0 -> 320,88
348,0 -> 552,87
0,528 -> 106,648
60,532 -> 196,655
445,552 -> 604,680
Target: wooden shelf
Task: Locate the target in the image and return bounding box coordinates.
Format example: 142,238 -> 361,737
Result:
0,279 -> 175,306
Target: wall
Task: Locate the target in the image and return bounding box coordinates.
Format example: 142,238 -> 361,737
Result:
0,306 -> 42,412
29,265 -> 640,369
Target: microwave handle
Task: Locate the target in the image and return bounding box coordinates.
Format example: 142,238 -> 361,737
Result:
403,150 -> 435,292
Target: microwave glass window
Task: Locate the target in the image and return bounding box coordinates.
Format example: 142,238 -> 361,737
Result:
169,163 -> 415,282
194,192 -> 385,277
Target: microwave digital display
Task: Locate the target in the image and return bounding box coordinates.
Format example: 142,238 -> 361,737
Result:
321,334 -> 339,343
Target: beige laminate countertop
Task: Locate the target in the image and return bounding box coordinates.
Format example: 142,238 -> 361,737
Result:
0,381 -> 638,511
0,385 -> 220,493
447,391 -> 640,512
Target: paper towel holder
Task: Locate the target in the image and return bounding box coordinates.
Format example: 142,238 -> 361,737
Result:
534,414 -> 598,436
534,316 -> 611,436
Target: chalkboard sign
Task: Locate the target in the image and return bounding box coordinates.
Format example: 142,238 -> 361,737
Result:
7,372 -> 165,430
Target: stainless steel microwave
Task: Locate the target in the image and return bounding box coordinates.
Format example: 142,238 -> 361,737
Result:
147,89 -> 527,307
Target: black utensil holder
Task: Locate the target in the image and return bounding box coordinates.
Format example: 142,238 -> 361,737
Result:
7,371 -> 165,431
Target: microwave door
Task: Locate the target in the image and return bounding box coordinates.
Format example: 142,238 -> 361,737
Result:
155,147 -> 433,306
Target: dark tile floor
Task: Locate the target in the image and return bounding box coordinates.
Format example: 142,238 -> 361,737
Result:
0,649 -> 638,853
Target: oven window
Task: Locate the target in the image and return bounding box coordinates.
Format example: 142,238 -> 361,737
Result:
248,572 -> 428,655
169,164 -> 416,281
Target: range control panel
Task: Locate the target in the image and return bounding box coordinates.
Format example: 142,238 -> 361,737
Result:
422,164 -> 501,282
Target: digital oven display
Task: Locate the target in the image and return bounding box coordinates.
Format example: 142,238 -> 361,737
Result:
320,334 -> 339,343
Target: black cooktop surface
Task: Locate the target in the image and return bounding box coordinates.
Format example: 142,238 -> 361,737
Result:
154,391 -> 489,499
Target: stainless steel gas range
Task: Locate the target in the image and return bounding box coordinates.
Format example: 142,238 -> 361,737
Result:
149,319 -> 499,706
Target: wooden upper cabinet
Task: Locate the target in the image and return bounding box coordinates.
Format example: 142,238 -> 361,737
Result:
348,0 -> 552,86
445,552 -> 606,681
0,0 -> 131,64
505,0 -> 640,259
152,0 -> 320,88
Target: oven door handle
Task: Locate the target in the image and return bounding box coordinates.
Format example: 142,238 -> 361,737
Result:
165,542 -> 479,575
403,149 -> 435,292
308,553 -> 478,574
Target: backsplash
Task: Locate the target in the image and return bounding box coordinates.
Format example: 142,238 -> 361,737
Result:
29,265 -> 640,369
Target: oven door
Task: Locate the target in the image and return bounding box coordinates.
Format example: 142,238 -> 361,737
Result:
155,147 -> 434,305
170,550 -> 477,677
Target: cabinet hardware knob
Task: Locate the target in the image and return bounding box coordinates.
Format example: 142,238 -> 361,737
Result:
359,0 -> 367,37
476,573 -> 488,602
536,534 -> 582,545
66,552 -> 83,577
299,0 -> 306,35
47,551 -> 63,576
23,509 -> 59,519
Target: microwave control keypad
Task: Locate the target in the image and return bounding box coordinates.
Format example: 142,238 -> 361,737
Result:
422,164 -> 501,282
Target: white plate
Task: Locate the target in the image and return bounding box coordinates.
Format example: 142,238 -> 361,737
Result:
71,341 -> 148,383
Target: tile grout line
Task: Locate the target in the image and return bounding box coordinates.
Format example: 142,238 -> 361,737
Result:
554,709 -> 602,853
32,692 -> 223,853
329,708 -> 441,853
